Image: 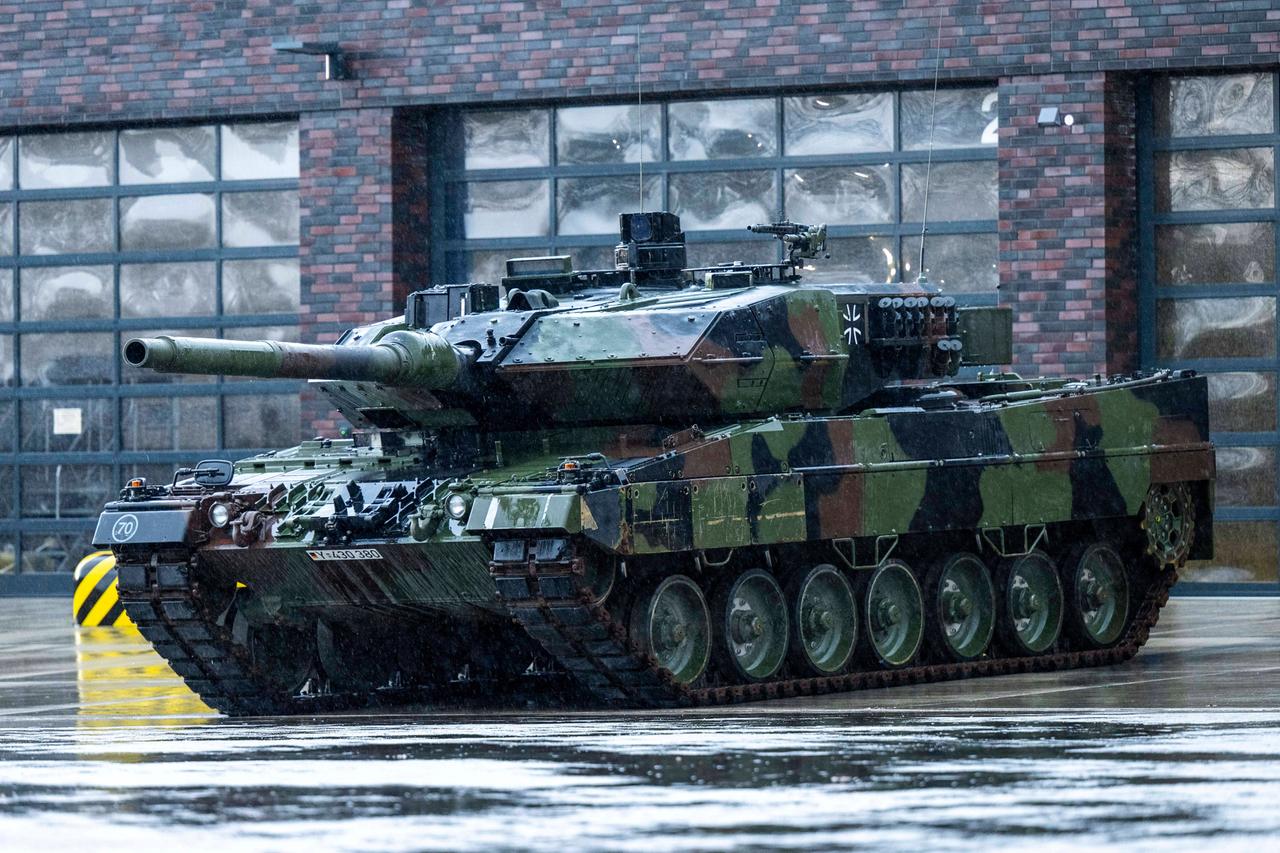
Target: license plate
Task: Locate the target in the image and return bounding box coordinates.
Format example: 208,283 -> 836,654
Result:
306,548 -> 383,561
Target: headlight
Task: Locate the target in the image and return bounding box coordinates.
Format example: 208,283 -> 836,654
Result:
209,503 -> 231,528
445,493 -> 471,521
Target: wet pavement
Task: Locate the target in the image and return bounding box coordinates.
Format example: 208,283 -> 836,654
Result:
0,596 -> 1277,850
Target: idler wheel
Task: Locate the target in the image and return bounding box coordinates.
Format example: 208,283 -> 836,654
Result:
926,552 -> 995,662
1064,542 -> 1130,648
317,620 -> 397,692
714,568 -> 789,682
787,564 -> 857,676
861,560 -> 924,668
630,574 -> 711,685
997,550 -> 1064,656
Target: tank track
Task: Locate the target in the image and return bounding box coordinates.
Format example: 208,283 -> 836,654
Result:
114,552 -> 297,716
115,549 -> 572,715
113,551 -> 379,716
490,549 -> 1178,708
113,543 -> 1176,715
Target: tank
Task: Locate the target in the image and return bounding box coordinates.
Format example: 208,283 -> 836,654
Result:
95,211 -> 1215,714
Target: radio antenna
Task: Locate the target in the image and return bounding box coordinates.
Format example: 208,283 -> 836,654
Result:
917,5 -> 945,285
637,20 -> 644,213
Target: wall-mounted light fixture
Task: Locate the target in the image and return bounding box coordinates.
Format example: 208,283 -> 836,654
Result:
1037,106 -> 1074,128
272,39 -> 349,81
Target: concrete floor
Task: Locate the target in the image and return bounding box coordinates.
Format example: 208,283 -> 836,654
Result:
0,597 -> 1277,850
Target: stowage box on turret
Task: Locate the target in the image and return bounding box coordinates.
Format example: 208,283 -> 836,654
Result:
96,212 -> 1214,714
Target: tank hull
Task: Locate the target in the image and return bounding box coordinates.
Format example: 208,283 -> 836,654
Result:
101,371 -> 1213,714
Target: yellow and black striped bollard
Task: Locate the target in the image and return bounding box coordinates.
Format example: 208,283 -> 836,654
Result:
73,551 -> 134,628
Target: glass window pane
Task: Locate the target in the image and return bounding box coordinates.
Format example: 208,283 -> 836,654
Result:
20,466 -> 113,520
784,92 -> 893,155
120,125 -> 216,184
19,199 -> 114,255
122,396 -> 218,451
468,249 -> 522,283
800,235 -> 897,285
223,394 -> 301,448
0,334 -> 12,386
1206,371 -> 1277,432
18,131 -> 114,188
20,530 -> 96,572
19,332 -> 115,386
557,175 -> 661,235
902,87 -> 999,150
120,193 -> 216,250
1182,521 -> 1277,583
684,240 -> 779,269
901,233 -> 998,291
464,110 -> 549,169
785,166 -> 892,225
222,190 -> 300,247
901,161 -> 998,221
1215,446 -> 1275,507
1156,297 -> 1276,360
668,99 -> 776,160
221,122 -> 299,180
556,104 -> 661,165
124,463 -> 184,489
120,328 -> 217,385
1156,222 -> 1275,286
463,180 -> 549,238
20,265 -> 112,321
120,262 -> 216,318
223,258 -> 300,314
0,136 -> 12,190
0,401 -> 12,452
568,245 -> 620,272
670,170 -> 777,230
1155,148 -> 1274,212
0,203 -> 11,255
0,268 -> 11,322
1155,74 -> 1275,138
20,398 -> 114,453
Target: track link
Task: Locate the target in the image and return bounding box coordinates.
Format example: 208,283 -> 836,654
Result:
115,551 -> 298,716
491,551 -> 1177,708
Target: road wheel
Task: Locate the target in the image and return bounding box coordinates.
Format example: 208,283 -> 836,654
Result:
862,560 -> 925,668
1064,542 -> 1130,648
630,574 -> 711,685
997,550 -> 1064,656
788,564 -> 857,676
714,568 -> 789,682
926,552 -> 995,661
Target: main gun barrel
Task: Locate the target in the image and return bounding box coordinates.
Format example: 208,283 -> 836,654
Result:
123,330 -> 467,388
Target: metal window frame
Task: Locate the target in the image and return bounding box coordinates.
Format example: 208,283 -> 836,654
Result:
430,89 -> 999,300
0,121 -> 302,574
1138,72 -> 1280,593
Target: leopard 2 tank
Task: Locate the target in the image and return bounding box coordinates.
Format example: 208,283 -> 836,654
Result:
95,211 -> 1214,714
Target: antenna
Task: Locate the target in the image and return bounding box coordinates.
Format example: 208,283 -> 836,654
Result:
917,4 -> 945,286
637,20 -> 644,213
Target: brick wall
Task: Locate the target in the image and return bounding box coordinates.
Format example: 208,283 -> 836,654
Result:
3,2 -> 1278,125
997,71 -> 1140,378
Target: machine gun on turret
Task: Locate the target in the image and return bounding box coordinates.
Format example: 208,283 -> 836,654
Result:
747,220 -> 830,270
